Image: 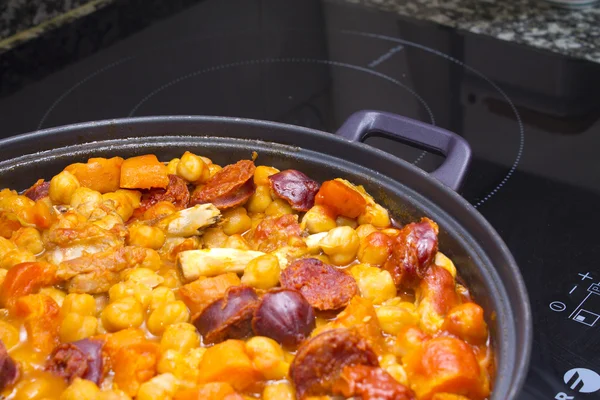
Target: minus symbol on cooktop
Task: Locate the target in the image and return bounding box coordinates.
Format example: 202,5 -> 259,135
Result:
570,285 -> 578,294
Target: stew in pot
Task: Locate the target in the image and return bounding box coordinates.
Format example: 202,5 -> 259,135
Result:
0,151 -> 494,400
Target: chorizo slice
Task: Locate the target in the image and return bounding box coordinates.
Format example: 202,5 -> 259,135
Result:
332,365 -> 415,400
46,343 -> 89,383
193,286 -> 259,344
190,160 -> 255,206
280,258 -> 357,311
269,169 -> 320,211
0,339 -> 19,391
290,328 -> 378,399
46,338 -> 106,384
23,179 -> 50,200
383,217 -> 439,287
210,179 -> 255,209
140,174 -> 190,212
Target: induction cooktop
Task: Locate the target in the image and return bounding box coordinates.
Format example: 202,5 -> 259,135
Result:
0,0 -> 599,398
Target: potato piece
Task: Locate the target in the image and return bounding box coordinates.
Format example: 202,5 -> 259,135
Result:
65,157 -> 124,194
120,154 -> 169,190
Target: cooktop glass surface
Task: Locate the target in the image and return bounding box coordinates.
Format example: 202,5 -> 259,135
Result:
1,0 -> 599,398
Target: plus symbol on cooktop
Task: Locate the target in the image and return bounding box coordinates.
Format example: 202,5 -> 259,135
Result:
578,272 -> 593,281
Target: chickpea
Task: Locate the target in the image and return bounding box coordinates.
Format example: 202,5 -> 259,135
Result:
157,349 -> 186,377
177,151 -> 209,183
0,320 -> 20,349
434,252 -> 457,278
380,227 -> 401,239
62,293 -> 97,317
160,323 -> 200,353
301,205 -> 336,234
247,185 -> 273,213
319,226 -> 360,266
137,373 -> 179,400
127,223 -> 166,250
166,158 -> 180,175
357,232 -> 393,266
222,207 -> 252,235
358,203 -> 391,228
246,336 -> 289,380
13,374 -> 67,400
186,346 -> 206,367
49,170 -> 80,205
97,390 -> 132,400
70,187 -> 102,210
140,248 -> 162,271
208,163 -> 222,178
101,297 -> 144,332
223,234 -> 251,250
39,288 -> 66,308
350,264 -> 396,304
108,281 -> 152,309
149,286 -> 176,311
103,190 -> 140,221
375,301 -> 419,335
355,224 -> 377,240
60,378 -> 100,400
158,268 -> 182,289
241,254 -> 280,290
254,166 -> 280,186
1,248 -> 35,269
201,227 -> 228,248
265,198 -> 293,217
336,215 -> 358,229
143,201 -> 177,220
11,227 -> 44,255
60,313 -> 98,342
380,354 -> 409,386
0,236 -> 17,258
122,268 -> 164,288
263,382 -> 296,400
147,301 -> 190,336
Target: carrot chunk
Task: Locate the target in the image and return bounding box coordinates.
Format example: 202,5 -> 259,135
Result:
315,180 -> 366,218
120,155 -> 169,190
66,157 -> 124,193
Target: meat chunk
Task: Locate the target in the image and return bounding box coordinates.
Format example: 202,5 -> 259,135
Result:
383,217 -> 439,287
290,328 -> 378,399
0,339 -> 19,390
332,365 -> 415,400
58,246 -> 148,293
193,286 -> 259,344
280,258 -> 357,311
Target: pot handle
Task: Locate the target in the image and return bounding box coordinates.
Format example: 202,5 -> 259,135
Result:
336,110 -> 471,192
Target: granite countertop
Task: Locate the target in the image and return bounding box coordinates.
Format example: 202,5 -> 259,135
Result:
355,0 -> 600,63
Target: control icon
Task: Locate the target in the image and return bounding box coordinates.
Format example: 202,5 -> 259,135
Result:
569,283 -> 600,327
563,368 -> 600,394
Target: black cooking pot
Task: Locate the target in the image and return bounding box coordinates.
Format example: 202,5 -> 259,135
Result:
0,110 -> 531,399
